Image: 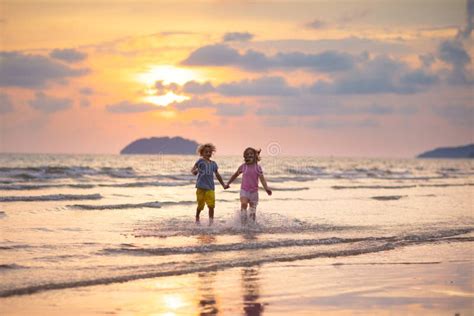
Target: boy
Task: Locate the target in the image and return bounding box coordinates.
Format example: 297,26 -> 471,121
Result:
191,143 -> 229,225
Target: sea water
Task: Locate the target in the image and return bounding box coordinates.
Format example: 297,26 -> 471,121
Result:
0,154 -> 472,299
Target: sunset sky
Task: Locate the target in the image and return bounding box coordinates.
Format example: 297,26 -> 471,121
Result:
0,0 -> 472,157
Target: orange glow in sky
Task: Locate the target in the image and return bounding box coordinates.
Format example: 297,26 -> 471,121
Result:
0,0 -> 472,156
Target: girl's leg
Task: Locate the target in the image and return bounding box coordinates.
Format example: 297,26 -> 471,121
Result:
240,196 -> 249,224
249,202 -> 257,222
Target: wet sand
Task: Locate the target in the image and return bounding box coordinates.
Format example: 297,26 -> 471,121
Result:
1,241 -> 472,316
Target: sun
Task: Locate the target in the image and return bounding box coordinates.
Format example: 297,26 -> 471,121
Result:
137,65 -> 199,86
136,65 -> 199,107
143,92 -> 188,107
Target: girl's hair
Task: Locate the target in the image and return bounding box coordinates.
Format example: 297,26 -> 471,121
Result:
197,143 -> 216,156
243,147 -> 261,162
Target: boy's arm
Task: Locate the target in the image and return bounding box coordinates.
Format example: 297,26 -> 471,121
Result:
259,174 -> 272,195
226,168 -> 242,186
191,163 -> 198,175
215,170 -> 229,189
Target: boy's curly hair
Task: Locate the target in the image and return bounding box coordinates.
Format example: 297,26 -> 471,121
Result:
197,143 -> 216,156
243,147 -> 261,161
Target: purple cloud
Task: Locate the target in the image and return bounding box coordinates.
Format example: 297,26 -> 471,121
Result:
169,97 -> 248,116
79,87 -> 95,95
106,101 -> 158,113
306,19 -> 326,29
28,92 -> 73,113
0,52 -> 89,88
50,48 -> 87,63
438,40 -> 473,84
223,32 -> 254,42
216,76 -> 298,96
181,44 -> 354,72
182,81 -> 216,94
310,55 -> 438,94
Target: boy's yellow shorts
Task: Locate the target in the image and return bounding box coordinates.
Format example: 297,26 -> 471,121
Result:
196,188 -> 215,210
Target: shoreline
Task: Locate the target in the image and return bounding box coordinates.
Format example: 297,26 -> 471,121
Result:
1,241 -> 472,316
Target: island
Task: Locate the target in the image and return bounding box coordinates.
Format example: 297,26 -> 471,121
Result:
120,136 -> 199,155
417,144 -> 474,159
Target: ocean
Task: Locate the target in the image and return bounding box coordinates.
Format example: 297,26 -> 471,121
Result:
0,154 -> 473,315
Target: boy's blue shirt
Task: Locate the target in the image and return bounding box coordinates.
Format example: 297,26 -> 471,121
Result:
195,158 -> 218,190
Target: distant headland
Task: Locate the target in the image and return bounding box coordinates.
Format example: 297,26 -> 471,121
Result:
120,136 -> 199,155
417,144 -> 474,159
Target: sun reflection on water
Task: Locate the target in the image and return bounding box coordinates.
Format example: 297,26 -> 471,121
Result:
163,294 -> 185,310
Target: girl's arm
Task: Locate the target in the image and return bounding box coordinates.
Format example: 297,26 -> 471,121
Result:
226,167 -> 242,186
259,174 -> 272,195
215,170 -> 229,189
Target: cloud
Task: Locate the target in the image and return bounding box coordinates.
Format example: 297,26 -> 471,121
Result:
456,0 -> 474,39
79,87 -> 95,95
245,37 -> 409,56
310,55 -> 438,94
400,69 -> 438,86
256,95 -> 416,117
170,97 -> 213,111
28,92 -> 73,113
438,0 -> 474,85
437,39 -> 473,84
182,54 -> 437,98
274,50 -> 355,72
165,76 -> 298,97
0,93 -> 14,113
433,104 -> 474,127
216,76 -> 299,96
307,118 -> 379,129
181,44 -> 243,67
223,32 -> 254,42
50,48 -> 87,63
155,81 -> 179,94
256,97 -> 337,116
106,101 -> 158,113
419,53 -> 435,68
182,81 -> 216,94
0,52 -> 89,88
438,40 -> 471,67
306,19 -> 326,29
338,9 -> 370,24
215,103 -> 247,116
169,97 -> 248,116
181,44 -> 355,72
262,116 -> 379,129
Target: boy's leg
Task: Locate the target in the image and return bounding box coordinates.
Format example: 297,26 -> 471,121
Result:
206,190 -> 216,225
208,207 -> 214,225
196,208 -> 202,222
196,189 -> 206,223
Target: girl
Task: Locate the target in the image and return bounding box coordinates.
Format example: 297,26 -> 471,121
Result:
226,147 -> 272,223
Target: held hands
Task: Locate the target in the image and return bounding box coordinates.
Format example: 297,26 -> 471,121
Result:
223,184 -> 230,190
